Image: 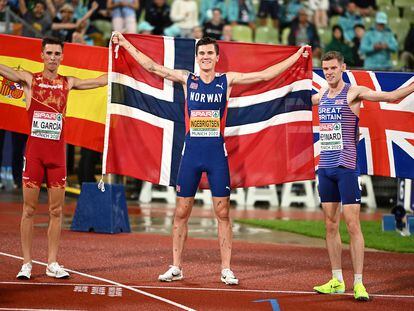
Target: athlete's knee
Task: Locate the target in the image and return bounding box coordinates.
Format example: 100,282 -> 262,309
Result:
215,206 -> 230,222
325,218 -> 340,235
174,206 -> 191,222
345,220 -> 362,236
22,202 -> 36,219
49,203 -> 63,218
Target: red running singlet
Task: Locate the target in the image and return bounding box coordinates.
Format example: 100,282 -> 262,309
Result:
22,72 -> 69,188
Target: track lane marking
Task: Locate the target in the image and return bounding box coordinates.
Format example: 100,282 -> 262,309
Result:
0,252 -> 195,311
2,281 -> 414,299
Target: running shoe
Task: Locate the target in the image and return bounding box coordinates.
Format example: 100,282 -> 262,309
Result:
221,268 -> 239,285
354,283 -> 369,301
158,265 -> 183,282
314,277 -> 345,294
16,262 -> 32,280
46,262 -> 70,279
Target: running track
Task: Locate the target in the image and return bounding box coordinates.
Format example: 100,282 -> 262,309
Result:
1,200 -> 414,310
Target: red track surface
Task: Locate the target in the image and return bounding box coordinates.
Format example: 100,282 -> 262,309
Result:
1,201 -> 413,310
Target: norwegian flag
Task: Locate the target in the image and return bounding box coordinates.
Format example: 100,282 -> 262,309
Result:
103,34 -> 315,188
312,70 -> 414,179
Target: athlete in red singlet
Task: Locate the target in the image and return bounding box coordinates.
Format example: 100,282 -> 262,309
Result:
0,37 -> 107,279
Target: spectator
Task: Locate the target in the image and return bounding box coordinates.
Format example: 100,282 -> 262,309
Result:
0,0 -> 8,33
221,24 -> 233,41
280,0 -> 304,29
70,0 -> 88,20
192,25 -> 203,39
257,0 -> 280,29
309,0 -> 329,29
137,20 -> 154,34
18,0 -> 52,38
400,25 -> 414,71
89,0 -> 111,22
325,25 -> 354,65
107,0 -> 139,33
51,2 -> 98,42
288,8 -> 322,59
351,23 -> 365,67
199,0 -> 227,25
353,0 -> 375,17
228,0 -> 256,30
329,0 -> 349,17
359,12 -> 398,70
145,0 -> 172,36
203,7 -> 225,40
339,1 -> 363,43
170,0 -> 198,38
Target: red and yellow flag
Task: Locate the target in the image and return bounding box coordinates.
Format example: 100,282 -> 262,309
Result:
0,34 -> 108,152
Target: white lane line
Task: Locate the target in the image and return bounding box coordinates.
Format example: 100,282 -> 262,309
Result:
2,281 -> 414,300
0,252 -> 195,311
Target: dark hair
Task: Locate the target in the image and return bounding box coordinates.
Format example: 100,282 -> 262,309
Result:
332,25 -> 344,42
321,51 -> 344,64
212,8 -> 222,14
34,0 -> 46,9
353,23 -> 365,30
195,37 -> 219,55
42,36 -> 64,50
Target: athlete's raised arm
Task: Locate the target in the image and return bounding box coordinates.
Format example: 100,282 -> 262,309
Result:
111,32 -> 189,84
0,64 -> 32,86
227,46 -> 309,86
68,74 -> 108,90
353,83 -> 414,103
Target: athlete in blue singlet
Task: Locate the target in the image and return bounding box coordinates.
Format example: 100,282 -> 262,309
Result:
112,32 -> 309,285
312,51 -> 414,301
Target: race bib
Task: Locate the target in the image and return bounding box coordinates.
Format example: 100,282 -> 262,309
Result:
31,111 -> 63,140
319,123 -> 343,151
190,110 -> 220,137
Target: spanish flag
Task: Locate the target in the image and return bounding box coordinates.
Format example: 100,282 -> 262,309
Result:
0,34 -> 107,152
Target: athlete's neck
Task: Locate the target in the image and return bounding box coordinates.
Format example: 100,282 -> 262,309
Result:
328,80 -> 345,96
42,68 -> 58,80
199,70 -> 216,84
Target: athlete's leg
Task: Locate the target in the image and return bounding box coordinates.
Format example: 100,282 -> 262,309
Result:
47,186 -> 65,264
172,197 -> 195,267
322,202 -> 342,270
337,168 -> 364,275
342,204 -> 364,274
318,168 -> 342,271
21,185 -> 40,264
212,196 -> 232,269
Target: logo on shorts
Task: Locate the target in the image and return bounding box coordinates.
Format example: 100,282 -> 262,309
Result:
356,198 -> 361,202
176,185 -> 181,192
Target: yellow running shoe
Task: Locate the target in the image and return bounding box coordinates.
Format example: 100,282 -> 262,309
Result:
314,278 -> 345,294
354,283 -> 369,301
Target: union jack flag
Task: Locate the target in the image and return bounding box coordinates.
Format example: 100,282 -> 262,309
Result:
103,35 -> 315,188
312,70 -> 414,179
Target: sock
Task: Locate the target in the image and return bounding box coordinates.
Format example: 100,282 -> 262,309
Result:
354,274 -> 363,286
332,269 -> 343,282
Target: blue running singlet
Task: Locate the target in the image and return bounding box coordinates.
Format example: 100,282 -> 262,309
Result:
176,73 -> 231,197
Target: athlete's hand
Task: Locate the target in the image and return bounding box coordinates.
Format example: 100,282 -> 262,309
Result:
297,45 -> 310,58
112,31 -> 128,47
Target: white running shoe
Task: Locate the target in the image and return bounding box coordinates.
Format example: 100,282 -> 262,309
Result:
221,268 -> 239,285
158,265 -> 183,282
46,262 -> 70,279
16,262 -> 32,280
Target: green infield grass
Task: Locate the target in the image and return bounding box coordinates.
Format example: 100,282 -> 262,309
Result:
236,219 -> 414,253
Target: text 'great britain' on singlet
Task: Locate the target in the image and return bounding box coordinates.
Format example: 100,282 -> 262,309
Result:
318,83 -> 359,169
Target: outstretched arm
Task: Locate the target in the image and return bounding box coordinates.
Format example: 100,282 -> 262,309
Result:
0,64 -> 32,86
111,32 -> 188,84
355,83 -> 414,102
227,46 -> 309,86
68,74 -> 108,90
